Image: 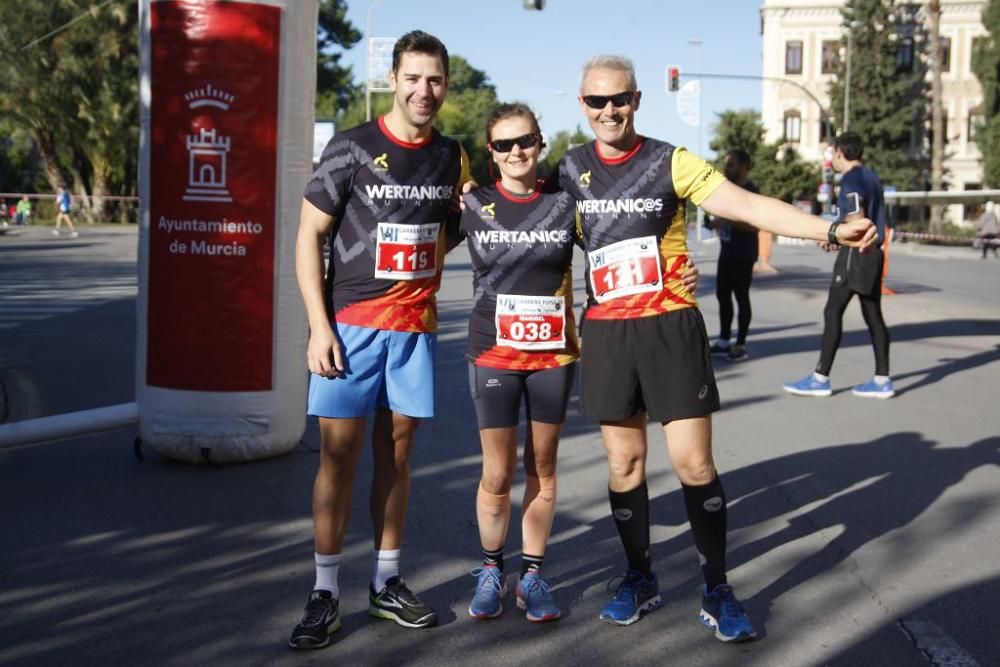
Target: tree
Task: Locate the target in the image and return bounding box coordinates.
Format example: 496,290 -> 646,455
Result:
752,141 -> 823,204
336,55 -> 502,185
315,0 -> 362,117
540,126 -> 591,178
972,0 -> 1000,187
0,1 -> 138,221
708,109 -> 765,157
710,109 -> 820,203
928,0 -> 945,228
828,0 -> 925,192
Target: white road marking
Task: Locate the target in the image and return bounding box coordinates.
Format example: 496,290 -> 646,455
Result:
898,619 -> 982,667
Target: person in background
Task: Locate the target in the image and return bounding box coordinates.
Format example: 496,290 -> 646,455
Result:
15,195 -> 31,226
975,201 -> 999,259
784,131 -> 893,399
53,187 -> 79,238
706,149 -> 759,361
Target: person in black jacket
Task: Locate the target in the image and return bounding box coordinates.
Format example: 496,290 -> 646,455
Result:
706,149 -> 759,361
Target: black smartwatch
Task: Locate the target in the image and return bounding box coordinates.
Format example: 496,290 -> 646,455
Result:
827,221 -> 842,245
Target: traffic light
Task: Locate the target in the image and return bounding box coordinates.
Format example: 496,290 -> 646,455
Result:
523,0 -> 545,9
667,66 -> 680,92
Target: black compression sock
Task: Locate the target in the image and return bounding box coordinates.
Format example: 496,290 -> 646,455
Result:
521,554 -> 544,579
609,482 -> 652,575
482,547 -> 505,572
682,476 -> 728,590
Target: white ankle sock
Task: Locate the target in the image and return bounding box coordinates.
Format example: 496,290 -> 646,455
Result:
874,375 -> 891,384
813,372 -> 829,382
314,552 -> 341,597
372,549 -> 401,591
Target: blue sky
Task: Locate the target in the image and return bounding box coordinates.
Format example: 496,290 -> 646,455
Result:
339,0 -> 766,159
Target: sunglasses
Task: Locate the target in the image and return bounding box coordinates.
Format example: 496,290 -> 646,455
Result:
581,91 -> 635,109
489,133 -> 541,153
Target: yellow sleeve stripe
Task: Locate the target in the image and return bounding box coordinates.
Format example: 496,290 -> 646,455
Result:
457,144 -> 472,187
671,147 -> 725,206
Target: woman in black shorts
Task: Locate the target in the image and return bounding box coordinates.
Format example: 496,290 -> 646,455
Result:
459,103 -> 578,622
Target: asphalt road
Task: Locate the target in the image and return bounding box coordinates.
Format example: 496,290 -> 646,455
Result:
1,225 -> 998,666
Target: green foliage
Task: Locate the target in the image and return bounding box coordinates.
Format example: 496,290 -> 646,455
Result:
708,109 -> 765,156
827,0 -> 925,189
437,57 -> 500,185
0,125 -> 36,193
315,0 -> 362,117
972,0 -> 1000,186
540,127 -> 591,179
710,109 -> 820,202
752,141 -> 822,203
0,1 -> 138,220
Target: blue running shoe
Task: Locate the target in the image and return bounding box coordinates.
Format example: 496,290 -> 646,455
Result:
852,377 -> 895,399
468,566 -> 506,619
699,584 -> 756,642
598,570 -> 661,625
783,373 -> 832,397
516,572 -> 561,622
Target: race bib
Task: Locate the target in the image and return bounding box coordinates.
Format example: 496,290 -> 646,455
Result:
374,222 -> 440,280
587,236 -> 662,303
495,294 -> 566,350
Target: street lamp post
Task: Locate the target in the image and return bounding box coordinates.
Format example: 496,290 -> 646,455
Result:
843,20 -> 863,132
688,39 -> 705,242
365,0 -> 386,122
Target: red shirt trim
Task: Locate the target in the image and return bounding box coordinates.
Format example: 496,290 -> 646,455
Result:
496,179 -> 542,204
595,137 -> 644,165
378,116 -> 433,149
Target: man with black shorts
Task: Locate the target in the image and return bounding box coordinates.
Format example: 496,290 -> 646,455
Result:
558,55 -> 875,642
289,30 -> 469,650
706,149 -> 758,361
784,131 -> 893,399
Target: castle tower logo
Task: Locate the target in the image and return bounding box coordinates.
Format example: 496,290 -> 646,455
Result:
182,84 -> 236,203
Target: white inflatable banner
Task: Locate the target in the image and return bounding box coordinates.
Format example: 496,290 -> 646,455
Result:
137,0 -> 316,462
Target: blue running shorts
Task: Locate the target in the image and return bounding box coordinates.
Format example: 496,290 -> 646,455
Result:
307,323 -> 436,419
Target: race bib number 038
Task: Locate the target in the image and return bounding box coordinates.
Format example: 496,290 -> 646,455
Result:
587,235 -> 662,303
374,222 -> 440,280
495,294 -> 566,350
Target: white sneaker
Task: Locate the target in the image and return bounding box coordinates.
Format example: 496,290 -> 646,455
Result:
69,231 -> 79,238
52,229 -> 60,236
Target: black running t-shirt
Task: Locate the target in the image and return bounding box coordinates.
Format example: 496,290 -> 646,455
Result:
460,181 -> 579,370
558,138 -> 724,320
305,116 -> 469,332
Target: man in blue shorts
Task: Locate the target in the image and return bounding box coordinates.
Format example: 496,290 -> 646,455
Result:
289,30 -> 469,650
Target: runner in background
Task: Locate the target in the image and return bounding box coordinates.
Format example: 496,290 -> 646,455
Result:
53,187 -> 79,237
784,131 -> 894,399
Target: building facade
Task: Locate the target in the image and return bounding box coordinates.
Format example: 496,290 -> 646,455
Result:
760,0 -> 987,222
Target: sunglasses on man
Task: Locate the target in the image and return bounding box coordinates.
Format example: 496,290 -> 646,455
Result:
489,133 -> 542,153
581,91 -> 635,109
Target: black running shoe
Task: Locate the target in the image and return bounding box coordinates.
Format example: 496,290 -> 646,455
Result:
288,590 -> 340,650
368,576 -> 438,628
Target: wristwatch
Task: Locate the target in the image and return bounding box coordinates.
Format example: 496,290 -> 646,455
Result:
827,221 -> 842,245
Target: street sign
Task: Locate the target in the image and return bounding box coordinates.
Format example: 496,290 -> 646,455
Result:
368,37 -> 395,92
676,80 -> 700,127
